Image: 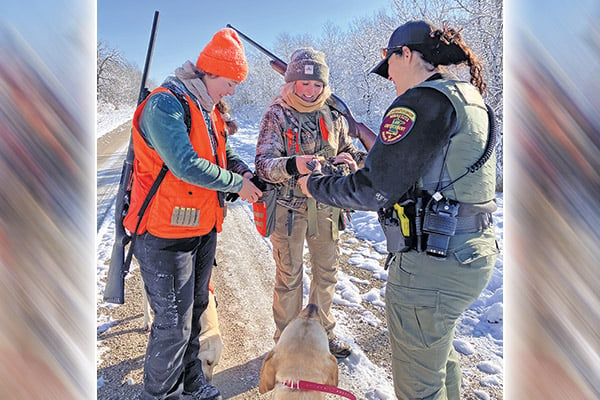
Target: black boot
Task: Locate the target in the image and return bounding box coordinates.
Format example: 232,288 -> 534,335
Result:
184,370 -> 222,400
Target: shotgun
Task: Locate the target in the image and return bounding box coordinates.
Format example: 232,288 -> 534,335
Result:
227,24 -> 376,151
103,10 -> 160,304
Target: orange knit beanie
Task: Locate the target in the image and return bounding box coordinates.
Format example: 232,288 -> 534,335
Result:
196,28 -> 248,82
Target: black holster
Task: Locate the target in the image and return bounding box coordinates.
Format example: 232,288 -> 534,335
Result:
378,207 -> 413,253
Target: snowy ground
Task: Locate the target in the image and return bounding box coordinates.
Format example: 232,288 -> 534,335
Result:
96,108 -> 504,399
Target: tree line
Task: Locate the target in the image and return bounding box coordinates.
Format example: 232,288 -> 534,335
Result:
97,0 -> 503,190
96,41 -> 157,108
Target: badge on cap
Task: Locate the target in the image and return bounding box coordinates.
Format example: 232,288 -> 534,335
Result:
379,107 -> 416,144
304,65 -> 314,75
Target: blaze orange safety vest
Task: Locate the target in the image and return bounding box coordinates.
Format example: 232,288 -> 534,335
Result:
123,87 -> 228,238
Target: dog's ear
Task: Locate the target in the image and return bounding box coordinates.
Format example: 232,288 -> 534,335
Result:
258,350 -> 277,394
324,354 -> 339,387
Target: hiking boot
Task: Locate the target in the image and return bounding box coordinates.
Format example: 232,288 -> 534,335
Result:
328,336 -> 351,359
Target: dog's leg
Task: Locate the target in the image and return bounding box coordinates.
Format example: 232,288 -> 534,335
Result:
198,287 -> 223,383
258,350 -> 277,394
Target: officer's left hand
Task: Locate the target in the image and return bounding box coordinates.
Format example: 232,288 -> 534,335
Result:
298,175 -> 312,198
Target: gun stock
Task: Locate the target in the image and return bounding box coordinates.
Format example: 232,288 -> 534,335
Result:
227,24 -> 376,151
103,227 -> 127,304
102,143 -> 133,304
269,59 -> 287,76
103,10 -> 159,304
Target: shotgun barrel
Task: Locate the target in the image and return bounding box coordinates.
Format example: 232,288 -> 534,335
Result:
103,10 -> 160,304
227,24 -> 376,151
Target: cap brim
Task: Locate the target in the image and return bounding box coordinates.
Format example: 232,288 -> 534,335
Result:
370,58 -> 389,79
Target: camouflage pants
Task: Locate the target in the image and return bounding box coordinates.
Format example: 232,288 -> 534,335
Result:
385,228 -> 498,399
270,203 -> 339,342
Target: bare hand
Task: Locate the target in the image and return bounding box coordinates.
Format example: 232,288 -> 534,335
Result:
238,177 -> 263,203
295,155 -> 319,175
333,152 -> 358,172
297,175 -> 312,198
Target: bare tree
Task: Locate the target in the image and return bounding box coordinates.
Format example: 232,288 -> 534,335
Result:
344,12 -> 398,128
97,41 -> 124,105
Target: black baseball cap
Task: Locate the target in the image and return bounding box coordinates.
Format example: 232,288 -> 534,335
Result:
370,20 -> 435,79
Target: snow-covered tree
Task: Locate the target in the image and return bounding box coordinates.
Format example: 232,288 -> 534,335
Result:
98,0 -> 503,190
97,41 -> 147,110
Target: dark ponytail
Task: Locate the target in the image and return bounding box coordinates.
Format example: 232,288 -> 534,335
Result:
422,24 -> 487,94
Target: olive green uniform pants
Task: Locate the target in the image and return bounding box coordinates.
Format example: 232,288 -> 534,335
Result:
270,203 -> 339,342
385,227 -> 498,399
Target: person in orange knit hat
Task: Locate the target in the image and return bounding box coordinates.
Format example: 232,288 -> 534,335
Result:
196,28 -> 248,82
127,27 -> 261,400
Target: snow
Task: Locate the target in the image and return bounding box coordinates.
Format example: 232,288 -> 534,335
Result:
97,108 -> 504,398
96,104 -> 136,138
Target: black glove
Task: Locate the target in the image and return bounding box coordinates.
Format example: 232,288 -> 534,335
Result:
226,174 -> 268,202
225,192 -> 240,202
250,174 -> 269,191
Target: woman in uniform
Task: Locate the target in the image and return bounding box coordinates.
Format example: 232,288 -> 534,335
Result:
299,20 -> 498,399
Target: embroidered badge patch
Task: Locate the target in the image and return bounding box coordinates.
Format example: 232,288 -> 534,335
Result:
380,107 -> 416,144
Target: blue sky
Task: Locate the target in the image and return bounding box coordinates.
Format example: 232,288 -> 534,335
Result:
97,0 -> 392,83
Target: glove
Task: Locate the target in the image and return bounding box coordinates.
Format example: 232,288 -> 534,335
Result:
250,174 -> 268,191
225,192 -> 240,202
226,174 -> 268,202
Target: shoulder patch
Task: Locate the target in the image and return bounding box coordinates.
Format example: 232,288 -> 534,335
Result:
379,107 -> 416,144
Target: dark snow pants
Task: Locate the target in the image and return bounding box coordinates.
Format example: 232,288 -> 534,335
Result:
135,229 -> 217,400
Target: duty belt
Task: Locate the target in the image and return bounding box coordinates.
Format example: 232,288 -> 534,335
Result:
454,212 -> 493,234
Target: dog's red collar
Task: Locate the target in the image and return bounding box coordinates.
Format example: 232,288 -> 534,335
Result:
281,379 -> 356,400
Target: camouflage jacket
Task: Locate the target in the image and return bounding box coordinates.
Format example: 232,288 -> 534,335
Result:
255,96 -> 366,210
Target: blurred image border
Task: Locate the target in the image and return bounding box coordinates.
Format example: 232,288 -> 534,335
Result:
0,1 -> 96,399
505,0 -> 600,398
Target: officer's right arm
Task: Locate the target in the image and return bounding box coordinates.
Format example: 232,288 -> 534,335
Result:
307,88 -> 455,211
